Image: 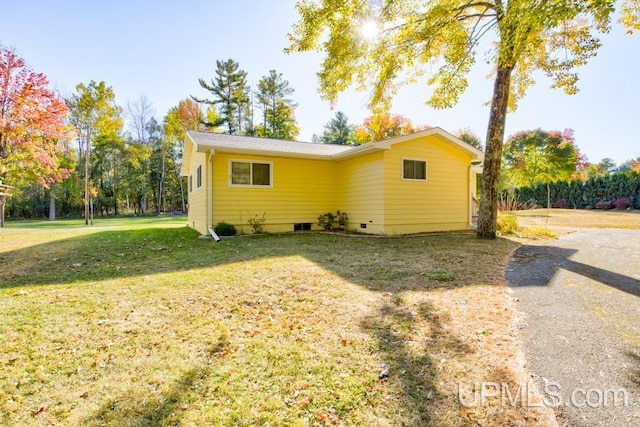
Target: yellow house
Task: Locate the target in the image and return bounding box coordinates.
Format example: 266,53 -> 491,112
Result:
181,128 -> 483,236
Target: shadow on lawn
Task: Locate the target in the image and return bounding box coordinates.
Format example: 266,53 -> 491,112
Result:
0,226 -> 502,292
2,227 -> 507,424
87,368 -> 200,426
625,351 -> 640,390
361,299 -> 472,423
0,227 -> 234,289
507,245 -> 640,298
82,300 -> 460,425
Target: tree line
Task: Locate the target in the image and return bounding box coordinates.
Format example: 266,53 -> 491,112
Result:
0,54 -> 292,219
498,127 -> 640,210
0,46 -> 477,220
5,0 -> 640,227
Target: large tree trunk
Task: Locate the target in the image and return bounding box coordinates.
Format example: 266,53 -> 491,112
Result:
477,65 -> 513,239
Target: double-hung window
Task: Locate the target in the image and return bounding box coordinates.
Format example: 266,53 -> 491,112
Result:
230,160 -> 272,187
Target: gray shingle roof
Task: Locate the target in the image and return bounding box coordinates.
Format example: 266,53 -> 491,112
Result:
186,128 -> 484,162
187,131 -> 352,158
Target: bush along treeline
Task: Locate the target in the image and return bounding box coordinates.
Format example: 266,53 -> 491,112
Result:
511,171 -> 640,210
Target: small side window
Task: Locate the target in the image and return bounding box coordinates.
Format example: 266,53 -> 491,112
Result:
403,159 -> 427,180
196,165 -> 203,188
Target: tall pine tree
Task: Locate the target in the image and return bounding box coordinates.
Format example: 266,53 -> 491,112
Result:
320,111 -> 356,145
193,59 -> 248,135
254,70 -> 299,140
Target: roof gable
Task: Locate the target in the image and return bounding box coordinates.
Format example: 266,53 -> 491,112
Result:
365,127 -> 484,160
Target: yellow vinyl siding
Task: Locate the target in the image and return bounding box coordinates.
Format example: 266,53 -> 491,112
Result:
186,150 -> 209,235
382,135 -> 472,234
212,153 -> 339,233
184,130 -> 478,237
337,152 -> 385,234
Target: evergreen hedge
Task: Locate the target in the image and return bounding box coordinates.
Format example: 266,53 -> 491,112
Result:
511,171 -> 640,210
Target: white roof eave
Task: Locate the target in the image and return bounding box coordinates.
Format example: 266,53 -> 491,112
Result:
196,144 -> 338,160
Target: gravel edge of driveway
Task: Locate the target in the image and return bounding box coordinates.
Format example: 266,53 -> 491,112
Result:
507,229 -> 640,426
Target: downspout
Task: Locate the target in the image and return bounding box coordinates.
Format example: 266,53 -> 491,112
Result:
207,150 -> 220,242
468,161 -> 482,228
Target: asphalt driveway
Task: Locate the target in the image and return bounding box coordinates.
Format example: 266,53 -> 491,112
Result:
507,228 -> 640,426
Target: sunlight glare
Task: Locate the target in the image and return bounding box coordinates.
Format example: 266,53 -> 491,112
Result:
360,19 -> 378,40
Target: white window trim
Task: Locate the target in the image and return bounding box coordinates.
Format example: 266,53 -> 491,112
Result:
402,158 -> 428,181
196,164 -> 203,189
228,159 -> 273,188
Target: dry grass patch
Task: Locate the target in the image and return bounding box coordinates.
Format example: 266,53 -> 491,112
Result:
497,213 -> 557,241
0,220 -> 553,426
512,208 -> 640,230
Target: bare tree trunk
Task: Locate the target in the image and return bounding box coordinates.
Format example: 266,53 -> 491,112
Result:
89,197 -> 94,225
49,192 -> 56,221
179,174 -> 186,212
158,152 -> 165,214
113,150 -> 119,216
0,195 -> 5,228
477,65 -> 513,239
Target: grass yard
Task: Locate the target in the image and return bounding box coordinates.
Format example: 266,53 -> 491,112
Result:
0,217 -> 552,426
512,208 -> 640,230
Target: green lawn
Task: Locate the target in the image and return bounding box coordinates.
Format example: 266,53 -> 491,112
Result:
0,218 -> 551,426
3,214 -> 187,230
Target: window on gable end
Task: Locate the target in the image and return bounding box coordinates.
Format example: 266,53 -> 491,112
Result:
403,159 -> 427,180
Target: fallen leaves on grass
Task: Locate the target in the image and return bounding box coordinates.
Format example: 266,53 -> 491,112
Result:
0,224 -> 555,426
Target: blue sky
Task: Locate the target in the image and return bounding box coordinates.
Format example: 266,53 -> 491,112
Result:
2,0 -> 639,164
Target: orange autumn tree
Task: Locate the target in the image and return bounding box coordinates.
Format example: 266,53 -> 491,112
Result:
0,45 -> 69,188
354,113 -> 430,144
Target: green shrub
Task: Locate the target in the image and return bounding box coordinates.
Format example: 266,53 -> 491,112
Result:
496,214 -> 518,235
317,212 -> 336,231
247,213 -> 267,234
214,221 -> 237,236
317,211 -> 349,231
